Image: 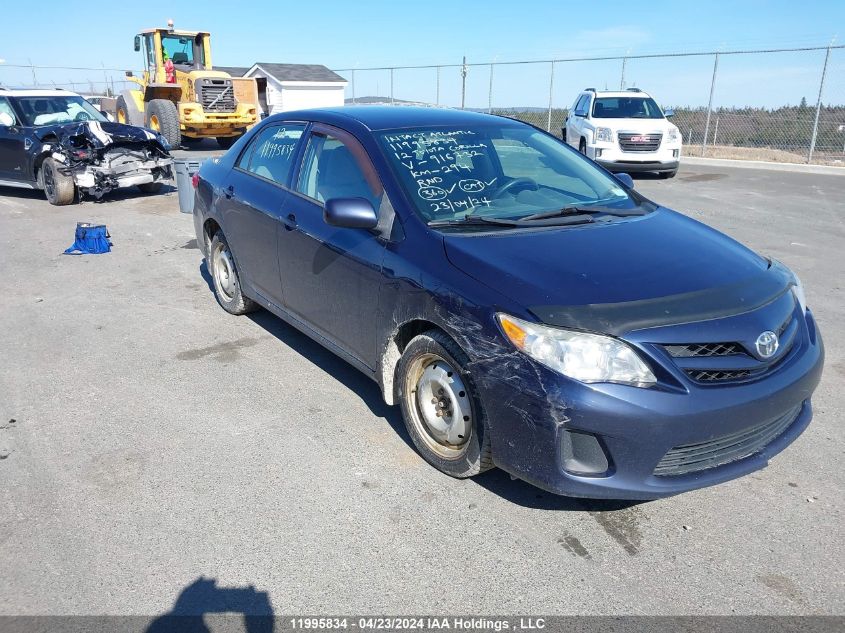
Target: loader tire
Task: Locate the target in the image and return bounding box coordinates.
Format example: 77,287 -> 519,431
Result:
115,96 -> 132,125
145,99 -> 181,148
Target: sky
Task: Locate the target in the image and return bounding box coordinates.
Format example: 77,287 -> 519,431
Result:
1,0 -> 843,109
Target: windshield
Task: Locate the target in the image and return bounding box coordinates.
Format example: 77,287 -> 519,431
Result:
161,34 -> 203,67
378,124 -> 640,223
14,96 -> 107,127
592,97 -> 664,119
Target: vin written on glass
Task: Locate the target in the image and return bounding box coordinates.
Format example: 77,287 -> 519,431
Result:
382,130 -> 495,215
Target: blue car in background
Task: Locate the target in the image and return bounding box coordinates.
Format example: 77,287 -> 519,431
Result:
191,106 -> 823,500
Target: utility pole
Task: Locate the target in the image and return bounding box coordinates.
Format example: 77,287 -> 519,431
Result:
702,53 -> 719,156
807,43 -> 832,163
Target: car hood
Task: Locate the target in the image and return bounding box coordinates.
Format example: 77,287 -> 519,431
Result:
442,209 -> 786,333
34,120 -> 170,153
594,118 -> 676,133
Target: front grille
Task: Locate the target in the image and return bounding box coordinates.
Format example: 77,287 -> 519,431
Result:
618,132 -> 662,152
196,79 -> 236,113
686,369 -> 752,382
665,342 -> 743,358
654,403 -> 803,476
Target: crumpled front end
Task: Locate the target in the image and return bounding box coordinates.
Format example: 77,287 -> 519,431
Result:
45,121 -> 173,199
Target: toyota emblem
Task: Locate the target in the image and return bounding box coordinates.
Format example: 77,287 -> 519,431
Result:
755,331 -> 779,359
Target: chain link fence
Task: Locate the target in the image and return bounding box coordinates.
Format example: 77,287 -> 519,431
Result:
2,44 -> 843,165
338,45 -> 845,166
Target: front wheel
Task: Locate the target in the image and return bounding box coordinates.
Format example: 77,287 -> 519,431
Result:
397,330 -> 493,478
145,99 -> 181,148
579,138 -> 587,155
659,170 -> 678,179
209,231 -> 257,315
41,158 -> 76,206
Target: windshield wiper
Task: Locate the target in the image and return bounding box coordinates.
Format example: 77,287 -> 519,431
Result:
520,205 -> 646,221
428,214 -> 594,229
428,216 -> 523,228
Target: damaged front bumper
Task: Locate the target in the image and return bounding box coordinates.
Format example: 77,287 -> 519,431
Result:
65,149 -> 173,198
475,311 -> 823,500
44,120 -> 173,199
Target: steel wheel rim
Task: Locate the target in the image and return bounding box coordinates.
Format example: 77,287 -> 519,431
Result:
149,114 -> 160,131
212,243 -> 236,302
117,109 -> 126,124
405,353 -> 473,459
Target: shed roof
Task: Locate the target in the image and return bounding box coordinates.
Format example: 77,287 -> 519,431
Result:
249,63 -> 346,84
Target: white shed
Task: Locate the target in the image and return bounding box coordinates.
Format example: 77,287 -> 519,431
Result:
244,63 -> 347,116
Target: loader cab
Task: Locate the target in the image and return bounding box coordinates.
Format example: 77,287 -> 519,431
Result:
134,28 -> 213,83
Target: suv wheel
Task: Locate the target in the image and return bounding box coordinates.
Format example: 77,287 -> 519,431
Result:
41,158 -> 76,206
579,138 -> 587,155
397,330 -> 493,478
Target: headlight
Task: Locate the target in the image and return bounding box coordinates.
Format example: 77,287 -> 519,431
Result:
497,313 -> 656,387
594,127 -> 613,143
667,128 -> 681,142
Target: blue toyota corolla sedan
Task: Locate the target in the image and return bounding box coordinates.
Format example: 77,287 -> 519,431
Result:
191,106 -> 823,500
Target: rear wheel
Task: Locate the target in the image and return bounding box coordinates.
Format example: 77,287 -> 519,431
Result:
659,170 -> 678,179
209,231 -> 257,315
115,96 -> 131,125
397,330 -> 493,478
145,99 -> 181,148
40,158 -> 76,206
216,135 -> 240,150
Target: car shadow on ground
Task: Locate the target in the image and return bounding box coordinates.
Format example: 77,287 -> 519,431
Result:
145,577 -> 273,633
199,262 -> 643,513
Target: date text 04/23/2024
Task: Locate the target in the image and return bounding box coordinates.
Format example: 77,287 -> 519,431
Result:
289,618 -> 547,631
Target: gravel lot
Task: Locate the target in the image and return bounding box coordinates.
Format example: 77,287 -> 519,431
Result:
0,161 -> 843,617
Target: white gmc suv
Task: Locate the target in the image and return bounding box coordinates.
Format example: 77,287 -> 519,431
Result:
564,88 -> 682,178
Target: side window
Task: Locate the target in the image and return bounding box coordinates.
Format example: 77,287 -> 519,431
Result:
237,124 -> 306,186
574,95 -> 589,116
0,98 -> 18,125
296,132 -> 382,210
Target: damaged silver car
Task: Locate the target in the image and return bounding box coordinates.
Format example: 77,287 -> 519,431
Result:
0,89 -> 173,205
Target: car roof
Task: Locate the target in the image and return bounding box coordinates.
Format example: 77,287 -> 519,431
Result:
271,106 -> 523,132
0,89 -> 82,98
586,90 -> 652,98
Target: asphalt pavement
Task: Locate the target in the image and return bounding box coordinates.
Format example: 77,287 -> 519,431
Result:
0,159 -> 843,616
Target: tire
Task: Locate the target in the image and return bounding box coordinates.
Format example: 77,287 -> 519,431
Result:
40,158 -> 76,206
145,99 -> 181,148
659,170 -> 678,179
115,96 -> 131,125
579,138 -> 587,155
216,135 -> 239,150
397,330 -> 493,478
137,182 -> 163,194
208,231 -> 257,315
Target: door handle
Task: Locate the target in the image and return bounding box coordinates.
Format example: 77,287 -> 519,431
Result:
283,213 -> 297,230
224,185 -> 234,199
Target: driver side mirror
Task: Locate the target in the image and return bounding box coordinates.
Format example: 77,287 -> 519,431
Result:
0,112 -> 15,127
324,197 -> 378,229
134,35 -> 141,52
663,108 -> 675,118
616,173 -> 634,189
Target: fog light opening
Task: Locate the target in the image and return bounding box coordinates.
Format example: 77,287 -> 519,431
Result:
561,430 -> 610,476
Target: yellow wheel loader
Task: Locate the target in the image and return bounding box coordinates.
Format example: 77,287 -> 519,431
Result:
116,21 -> 258,149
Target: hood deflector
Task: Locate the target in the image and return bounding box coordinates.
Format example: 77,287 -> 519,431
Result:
528,260 -> 794,336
